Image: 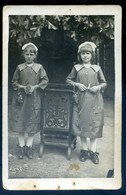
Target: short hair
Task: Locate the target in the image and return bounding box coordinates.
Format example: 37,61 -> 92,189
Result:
21,45 -> 37,62
22,45 -> 38,56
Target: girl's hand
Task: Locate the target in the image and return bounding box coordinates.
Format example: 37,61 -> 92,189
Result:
89,86 -> 101,93
75,83 -> 87,91
24,85 -> 39,95
29,86 -> 36,94
18,85 -> 26,92
29,85 -> 39,94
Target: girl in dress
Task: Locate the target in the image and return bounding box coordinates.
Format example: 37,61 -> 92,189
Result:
66,42 -> 107,164
11,43 -> 49,159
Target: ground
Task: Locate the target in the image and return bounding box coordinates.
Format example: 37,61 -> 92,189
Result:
8,98 -> 114,178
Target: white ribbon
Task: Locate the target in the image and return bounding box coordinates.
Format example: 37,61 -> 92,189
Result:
78,41 -> 96,53
22,42 -> 38,52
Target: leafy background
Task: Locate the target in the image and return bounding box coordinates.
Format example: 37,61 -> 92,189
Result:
8,15 -> 114,100
9,15 -> 114,46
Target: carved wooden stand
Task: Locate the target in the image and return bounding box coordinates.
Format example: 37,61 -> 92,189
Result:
39,83 -> 77,160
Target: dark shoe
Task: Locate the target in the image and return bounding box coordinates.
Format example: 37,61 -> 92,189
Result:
106,169 -> 114,178
17,146 -> 25,159
90,151 -> 99,164
26,146 -> 33,159
80,150 -> 89,162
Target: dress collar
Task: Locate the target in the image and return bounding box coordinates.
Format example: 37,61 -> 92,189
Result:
84,64 -> 91,68
18,63 -> 41,73
74,64 -> 100,72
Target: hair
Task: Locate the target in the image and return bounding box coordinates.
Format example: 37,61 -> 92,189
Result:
21,45 -> 38,62
77,51 -> 95,64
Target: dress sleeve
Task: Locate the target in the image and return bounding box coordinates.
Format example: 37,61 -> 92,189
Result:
66,67 -> 77,86
12,66 -> 20,90
38,65 -> 49,90
98,68 -> 107,92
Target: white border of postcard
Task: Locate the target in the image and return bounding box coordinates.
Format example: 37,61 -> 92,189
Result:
3,5 -> 122,190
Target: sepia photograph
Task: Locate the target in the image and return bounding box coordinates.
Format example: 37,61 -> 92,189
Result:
2,5 -> 122,190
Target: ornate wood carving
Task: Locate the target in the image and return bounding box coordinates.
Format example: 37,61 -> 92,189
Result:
43,92 -> 70,129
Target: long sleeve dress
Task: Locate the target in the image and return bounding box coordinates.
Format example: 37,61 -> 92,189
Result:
66,64 -> 107,138
11,63 -> 49,134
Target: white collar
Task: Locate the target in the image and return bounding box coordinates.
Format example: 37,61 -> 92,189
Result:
74,64 -> 100,72
26,63 -> 34,67
18,63 -> 41,73
84,64 -> 91,68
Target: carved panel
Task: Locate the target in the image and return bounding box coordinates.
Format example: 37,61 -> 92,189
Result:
43,92 -> 70,129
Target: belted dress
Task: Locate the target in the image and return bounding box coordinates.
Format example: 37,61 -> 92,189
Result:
66,64 -> 107,138
11,63 -> 49,134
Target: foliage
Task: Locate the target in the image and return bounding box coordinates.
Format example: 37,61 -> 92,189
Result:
9,15 -> 114,46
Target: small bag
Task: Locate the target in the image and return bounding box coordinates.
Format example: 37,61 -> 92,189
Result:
16,88 -> 23,104
72,85 -> 79,105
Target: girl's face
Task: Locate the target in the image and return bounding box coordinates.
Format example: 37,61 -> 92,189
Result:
24,49 -> 36,64
80,51 -> 92,64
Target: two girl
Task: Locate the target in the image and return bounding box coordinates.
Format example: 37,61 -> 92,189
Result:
11,41 -> 106,164
66,42 -> 107,164
11,43 -> 49,159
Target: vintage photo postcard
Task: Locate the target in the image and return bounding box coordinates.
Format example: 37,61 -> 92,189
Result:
2,5 -> 122,190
